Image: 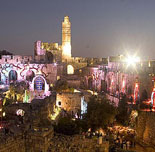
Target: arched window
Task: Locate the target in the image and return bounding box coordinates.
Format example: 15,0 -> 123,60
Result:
9,70 -> 17,82
34,76 -> 45,91
67,65 -> 74,74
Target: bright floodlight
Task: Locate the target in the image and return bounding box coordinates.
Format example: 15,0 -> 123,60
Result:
125,55 -> 140,66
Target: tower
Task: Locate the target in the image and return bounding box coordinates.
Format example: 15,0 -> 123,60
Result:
62,16 -> 71,60
34,41 -> 46,62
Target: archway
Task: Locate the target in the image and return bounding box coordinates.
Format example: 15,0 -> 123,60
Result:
30,75 -> 50,98
9,70 -> 17,82
26,70 -> 35,82
34,76 -> 45,91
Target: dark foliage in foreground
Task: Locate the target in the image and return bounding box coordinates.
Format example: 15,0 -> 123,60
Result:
54,115 -> 87,135
84,95 -> 117,131
116,94 -> 130,126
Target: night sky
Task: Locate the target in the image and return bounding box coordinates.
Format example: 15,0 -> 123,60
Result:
1,0 -> 155,59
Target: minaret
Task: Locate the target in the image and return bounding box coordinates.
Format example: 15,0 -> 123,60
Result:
62,16 -> 71,60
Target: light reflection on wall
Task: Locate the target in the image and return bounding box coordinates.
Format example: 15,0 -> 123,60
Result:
81,96 -> 87,116
16,109 -> 25,116
67,65 -> 74,74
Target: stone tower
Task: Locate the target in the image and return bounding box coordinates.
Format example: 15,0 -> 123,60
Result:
34,41 -> 46,62
62,16 -> 71,60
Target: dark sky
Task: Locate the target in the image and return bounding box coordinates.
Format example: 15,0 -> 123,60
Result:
1,0 -> 155,59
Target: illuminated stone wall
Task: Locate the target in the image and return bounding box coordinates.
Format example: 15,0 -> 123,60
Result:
105,59 -> 155,98
0,63 -> 57,85
34,41 -> 62,62
0,55 -> 32,64
81,66 -> 105,92
56,92 -> 81,114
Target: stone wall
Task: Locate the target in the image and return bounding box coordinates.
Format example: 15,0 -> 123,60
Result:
49,134 -> 109,152
0,127 -> 54,152
26,127 -> 54,152
0,135 -> 25,152
56,92 -> 81,114
136,111 -> 155,146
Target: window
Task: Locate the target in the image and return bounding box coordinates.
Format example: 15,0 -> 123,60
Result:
67,65 -> 74,74
58,101 -> 61,106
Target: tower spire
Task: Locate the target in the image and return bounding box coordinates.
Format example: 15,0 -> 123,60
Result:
62,16 -> 71,60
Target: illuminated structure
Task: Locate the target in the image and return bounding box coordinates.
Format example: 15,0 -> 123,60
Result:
1,16 -> 155,104
121,75 -> 126,94
133,78 -> 139,104
34,16 -> 71,63
0,98 -> 2,118
67,65 -> 74,74
151,80 -> 155,108
81,96 -> 87,115
0,57 -> 57,100
62,16 -> 71,60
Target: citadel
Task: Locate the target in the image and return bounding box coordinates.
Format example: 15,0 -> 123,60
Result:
0,16 -> 155,152
0,16 -> 155,104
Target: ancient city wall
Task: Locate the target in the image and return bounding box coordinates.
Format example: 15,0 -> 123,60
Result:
136,111 -> 155,146
0,135 -> 25,152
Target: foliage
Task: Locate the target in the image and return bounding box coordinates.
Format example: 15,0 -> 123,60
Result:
54,115 -> 87,135
3,81 -> 29,106
54,79 -> 74,93
54,115 -> 77,135
84,95 -> 117,131
54,79 -> 69,92
116,94 -> 130,126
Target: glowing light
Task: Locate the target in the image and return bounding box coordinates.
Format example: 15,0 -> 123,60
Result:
148,61 -> 151,67
81,96 -> 87,115
87,90 -> 98,95
125,55 -> 140,67
50,105 -> 61,120
62,43 -> 71,58
16,109 -> 25,116
2,112 -> 5,117
134,82 -> 139,104
0,85 -> 5,89
23,90 -> 29,103
74,89 -> 80,93
67,65 -> 74,74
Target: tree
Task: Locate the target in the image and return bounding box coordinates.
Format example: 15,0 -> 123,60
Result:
3,81 -> 29,106
84,96 -> 117,131
54,115 -> 78,135
54,79 -> 69,92
116,94 -> 130,126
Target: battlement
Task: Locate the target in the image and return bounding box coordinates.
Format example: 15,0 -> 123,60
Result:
0,55 -> 33,64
